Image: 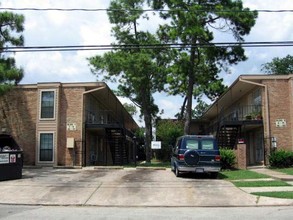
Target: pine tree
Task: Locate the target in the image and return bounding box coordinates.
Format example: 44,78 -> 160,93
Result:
0,11 -> 25,95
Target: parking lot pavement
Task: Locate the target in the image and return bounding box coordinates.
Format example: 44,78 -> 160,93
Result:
0,167 -> 292,207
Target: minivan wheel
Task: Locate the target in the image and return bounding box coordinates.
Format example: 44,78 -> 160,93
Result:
175,166 -> 180,177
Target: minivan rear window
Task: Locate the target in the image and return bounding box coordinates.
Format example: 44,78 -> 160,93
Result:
202,140 -> 214,150
185,139 -> 199,149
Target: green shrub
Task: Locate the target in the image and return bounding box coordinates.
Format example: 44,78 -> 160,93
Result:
155,120 -> 184,162
220,148 -> 236,170
269,150 -> 293,168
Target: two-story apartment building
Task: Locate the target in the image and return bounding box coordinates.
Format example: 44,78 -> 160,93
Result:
0,82 -> 139,167
201,74 -> 293,166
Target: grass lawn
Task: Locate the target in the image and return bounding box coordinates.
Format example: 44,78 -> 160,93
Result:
125,160 -> 171,168
221,169 -> 293,199
138,161 -> 170,168
252,191 -> 293,199
219,169 -> 270,180
272,167 -> 293,175
233,180 -> 291,187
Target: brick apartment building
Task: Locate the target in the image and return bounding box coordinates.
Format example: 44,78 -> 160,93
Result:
0,82 -> 139,167
201,74 -> 293,166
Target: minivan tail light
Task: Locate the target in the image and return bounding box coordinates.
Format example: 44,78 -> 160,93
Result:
215,155 -> 221,161
178,154 -> 185,161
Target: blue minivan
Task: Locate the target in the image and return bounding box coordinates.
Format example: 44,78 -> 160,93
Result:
171,135 -> 221,178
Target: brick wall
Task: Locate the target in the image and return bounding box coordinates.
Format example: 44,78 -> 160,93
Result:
234,144 -> 247,169
0,88 -> 38,165
264,79 -> 293,152
58,86 -> 84,166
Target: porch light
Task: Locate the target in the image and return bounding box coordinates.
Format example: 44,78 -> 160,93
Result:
271,137 -> 277,148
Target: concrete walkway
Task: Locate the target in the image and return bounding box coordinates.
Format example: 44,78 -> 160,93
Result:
239,167 -> 293,194
249,167 -> 293,181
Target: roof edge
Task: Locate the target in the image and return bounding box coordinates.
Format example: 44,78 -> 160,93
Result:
17,82 -> 106,89
239,74 -> 293,80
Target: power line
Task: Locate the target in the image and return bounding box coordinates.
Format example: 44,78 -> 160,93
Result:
0,7 -> 292,13
2,41 -> 293,53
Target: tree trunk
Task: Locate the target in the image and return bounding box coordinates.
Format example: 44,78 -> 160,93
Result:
143,109 -> 152,163
184,42 -> 197,135
179,96 -> 187,120
184,76 -> 193,135
141,85 -> 152,163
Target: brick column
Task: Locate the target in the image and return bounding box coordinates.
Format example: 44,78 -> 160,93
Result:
236,144 -> 247,169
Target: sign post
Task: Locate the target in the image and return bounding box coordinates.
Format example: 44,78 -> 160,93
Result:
151,141 -> 161,160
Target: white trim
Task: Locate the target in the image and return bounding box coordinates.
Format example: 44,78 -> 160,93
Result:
83,85 -> 106,94
39,89 -> 57,120
37,131 -> 55,164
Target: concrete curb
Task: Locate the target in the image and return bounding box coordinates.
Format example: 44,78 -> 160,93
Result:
23,166 -> 43,169
53,166 -> 82,169
93,166 -> 124,170
135,167 -> 167,170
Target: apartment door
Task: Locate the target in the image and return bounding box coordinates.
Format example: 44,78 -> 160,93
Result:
248,130 -> 264,165
255,130 -> 264,164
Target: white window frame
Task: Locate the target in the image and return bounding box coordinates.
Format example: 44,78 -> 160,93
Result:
39,89 -> 56,120
38,132 -> 55,163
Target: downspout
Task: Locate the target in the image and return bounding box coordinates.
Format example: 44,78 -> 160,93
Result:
239,77 -> 271,164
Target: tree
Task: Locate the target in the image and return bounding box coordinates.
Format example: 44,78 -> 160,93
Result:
149,0 -> 257,134
88,0 -> 171,162
261,55 -> 293,75
0,11 -> 25,95
172,58 -> 227,120
156,119 -> 184,161
123,103 -> 137,117
192,98 -> 210,119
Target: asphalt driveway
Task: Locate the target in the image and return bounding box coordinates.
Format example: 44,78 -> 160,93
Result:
0,167 -> 291,207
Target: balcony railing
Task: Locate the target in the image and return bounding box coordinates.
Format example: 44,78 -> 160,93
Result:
85,110 -> 122,125
222,105 -> 262,122
209,105 -> 263,134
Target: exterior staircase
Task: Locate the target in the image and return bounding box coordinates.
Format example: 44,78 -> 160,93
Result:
217,125 -> 241,149
106,128 -> 128,165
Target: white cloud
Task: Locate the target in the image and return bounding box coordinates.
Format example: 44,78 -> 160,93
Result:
244,3 -> 292,45
17,51 -> 96,83
154,93 -> 182,118
46,11 -> 68,26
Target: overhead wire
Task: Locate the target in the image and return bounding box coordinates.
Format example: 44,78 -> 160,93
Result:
0,7 -> 293,13
2,41 -> 293,53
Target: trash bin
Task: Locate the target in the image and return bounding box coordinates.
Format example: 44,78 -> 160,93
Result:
0,134 -> 23,181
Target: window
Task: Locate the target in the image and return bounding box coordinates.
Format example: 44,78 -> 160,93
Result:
185,139 -> 199,149
202,140 -> 215,150
39,133 -> 54,162
252,89 -> 261,106
40,91 -> 55,119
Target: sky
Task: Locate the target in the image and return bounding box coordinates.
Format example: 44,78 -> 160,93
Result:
1,0 -> 293,125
